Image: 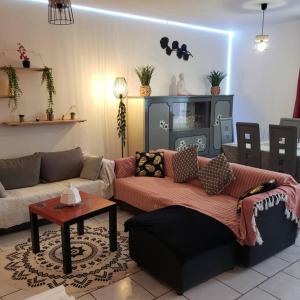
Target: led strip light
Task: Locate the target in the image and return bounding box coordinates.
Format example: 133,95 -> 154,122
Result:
29,0 -> 234,94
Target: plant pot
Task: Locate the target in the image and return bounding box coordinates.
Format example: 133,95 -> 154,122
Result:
47,113 -> 54,121
140,85 -> 151,97
70,112 -> 76,120
22,60 -> 30,68
211,86 -> 220,96
19,114 -> 25,123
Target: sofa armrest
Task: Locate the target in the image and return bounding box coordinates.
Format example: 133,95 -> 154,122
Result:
115,156 -> 135,178
98,158 -> 115,198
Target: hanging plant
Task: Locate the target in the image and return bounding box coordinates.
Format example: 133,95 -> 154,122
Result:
41,66 -> 56,120
1,65 -> 22,111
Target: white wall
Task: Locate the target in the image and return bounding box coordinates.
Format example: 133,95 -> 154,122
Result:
0,0 -> 229,159
231,19 -> 300,140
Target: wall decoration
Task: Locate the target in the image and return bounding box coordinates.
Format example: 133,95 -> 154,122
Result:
17,43 -> 30,68
41,67 -> 56,121
207,70 -> 227,95
0,65 -> 22,111
135,65 -> 155,97
160,37 -> 193,61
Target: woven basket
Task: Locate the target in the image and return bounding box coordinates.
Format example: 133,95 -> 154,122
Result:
140,85 -> 151,97
211,86 -> 221,96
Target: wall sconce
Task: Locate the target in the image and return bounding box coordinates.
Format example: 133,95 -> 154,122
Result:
113,77 -> 128,157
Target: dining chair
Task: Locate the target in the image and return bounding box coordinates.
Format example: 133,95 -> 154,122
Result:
269,125 -> 297,177
220,117 -> 234,144
280,118 -> 300,142
236,122 -> 261,168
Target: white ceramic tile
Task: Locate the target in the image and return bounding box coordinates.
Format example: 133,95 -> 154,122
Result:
252,256 -> 290,277
156,290 -> 186,300
216,267 -> 267,294
2,289 -> 36,300
76,293 -> 96,300
91,277 -> 154,300
259,272 -> 300,300
275,245 -> 300,263
130,270 -> 170,297
0,283 -> 19,297
284,261 -> 300,279
0,229 -> 30,250
238,288 -> 277,300
184,278 -> 240,300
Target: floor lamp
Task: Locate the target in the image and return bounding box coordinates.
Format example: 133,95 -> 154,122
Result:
113,77 -> 128,157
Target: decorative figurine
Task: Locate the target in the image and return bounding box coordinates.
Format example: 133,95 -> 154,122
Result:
177,73 -> 191,96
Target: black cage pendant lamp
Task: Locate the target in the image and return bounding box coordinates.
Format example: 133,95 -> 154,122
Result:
48,0 -> 74,25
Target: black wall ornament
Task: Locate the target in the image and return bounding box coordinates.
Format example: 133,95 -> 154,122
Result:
160,37 -> 193,61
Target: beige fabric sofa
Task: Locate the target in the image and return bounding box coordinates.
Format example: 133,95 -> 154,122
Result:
0,158 -> 115,229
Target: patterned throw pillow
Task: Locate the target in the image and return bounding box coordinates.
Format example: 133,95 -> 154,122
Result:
135,152 -> 164,178
236,179 -> 278,213
198,154 -> 235,195
173,146 -> 198,183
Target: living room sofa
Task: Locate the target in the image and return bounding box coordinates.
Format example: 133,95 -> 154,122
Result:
0,149 -> 115,233
114,149 -> 299,266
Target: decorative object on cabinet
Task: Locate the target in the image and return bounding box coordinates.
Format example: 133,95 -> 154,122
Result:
127,95 -> 233,157
18,114 -> 25,123
17,43 -> 30,68
0,66 -> 22,111
113,77 -> 128,157
48,0 -> 74,25
160,37 -> 193,61
219,117 -> 234,144
177,73 -> 191,96
42,67 -> 56,121
207,70 -> 227,95
255,3 -> 269,52
135,65 -> 154,97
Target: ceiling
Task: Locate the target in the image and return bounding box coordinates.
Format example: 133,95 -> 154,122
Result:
72,0 -> 300,31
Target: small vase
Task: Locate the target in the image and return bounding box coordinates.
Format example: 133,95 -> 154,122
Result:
47,113 -> 54,121
70,112 -> 76,120
19,114 -> 25,123
140,85 -> 151,97
22,60 -> 30,68
211,86 -> 220,96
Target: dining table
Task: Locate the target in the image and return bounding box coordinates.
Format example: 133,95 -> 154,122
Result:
222,141 -> 300,182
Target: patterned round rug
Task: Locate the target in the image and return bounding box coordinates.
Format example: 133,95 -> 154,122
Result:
0,225 -> 136,296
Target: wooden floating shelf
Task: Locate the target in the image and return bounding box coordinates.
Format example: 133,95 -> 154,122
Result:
0,67 -> 47,72
2,119 -> 87,127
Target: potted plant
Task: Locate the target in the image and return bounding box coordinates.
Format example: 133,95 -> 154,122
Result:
135,65 -> 155,97
41,66 -> 56,121
1,65 -> 22,111
207,70 -> 226,95
17,43 -> 30,68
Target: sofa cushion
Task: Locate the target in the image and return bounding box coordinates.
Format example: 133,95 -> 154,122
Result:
0,153 -> 41,190
80,155 -> 103,180
172,146 -> 198,183
198,154 -> 235,195
135,152 -> 164,178
40,148 -> 84,182
125,205 -> 235,262
0,182 -> 8,198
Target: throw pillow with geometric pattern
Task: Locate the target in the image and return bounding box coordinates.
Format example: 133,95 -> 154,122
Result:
173,146 -> 198,183
135,152 -> 164,178
198,153 -> 235,195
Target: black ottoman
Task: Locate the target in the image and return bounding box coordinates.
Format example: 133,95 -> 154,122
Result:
124,205 -> 237,295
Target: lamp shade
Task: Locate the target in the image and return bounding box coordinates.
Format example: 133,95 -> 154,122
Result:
48,0 -> 74,25
113,77 -> 128,99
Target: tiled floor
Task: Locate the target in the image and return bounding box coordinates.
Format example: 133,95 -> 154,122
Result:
0,209 -> 300,300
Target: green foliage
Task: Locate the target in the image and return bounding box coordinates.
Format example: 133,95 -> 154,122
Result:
135,65 -> 155,86
1,66 -> 22,111
117,100 -> 126,147
41,66 -> 56,113
207,70 -> 227,87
